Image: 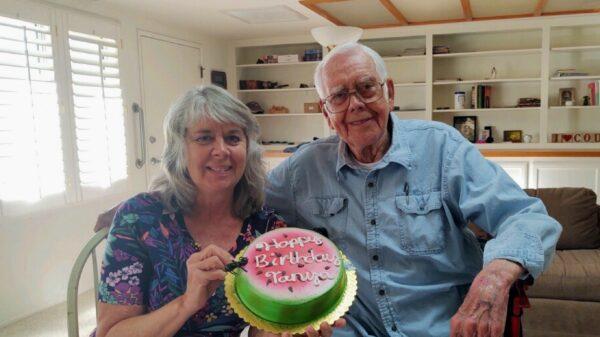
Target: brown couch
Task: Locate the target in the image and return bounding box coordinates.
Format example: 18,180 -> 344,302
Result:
522,188 -> 600,337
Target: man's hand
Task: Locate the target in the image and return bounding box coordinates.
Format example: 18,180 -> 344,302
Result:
450,259 -> 524,337
251,318 -> 346,337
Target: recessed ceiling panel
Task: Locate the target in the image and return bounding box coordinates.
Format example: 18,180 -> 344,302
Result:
471,0 -> 534,17
545,0 -> 600,13
390,0 -> 463,22
319,0 -> 398,26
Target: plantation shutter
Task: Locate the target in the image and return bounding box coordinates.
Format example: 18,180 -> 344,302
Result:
67,30 -> 126,189
0,15 -> 65,202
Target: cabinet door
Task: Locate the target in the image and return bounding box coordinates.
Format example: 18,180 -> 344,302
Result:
490,160 -> 529,189
139,35 -> 203,186
531,159 -> 600,198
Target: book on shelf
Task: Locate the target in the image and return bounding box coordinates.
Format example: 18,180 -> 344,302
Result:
473,85 -> 492,108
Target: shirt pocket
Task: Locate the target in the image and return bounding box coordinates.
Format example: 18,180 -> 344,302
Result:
395,191 -> 446,255
305,196 -> 349,244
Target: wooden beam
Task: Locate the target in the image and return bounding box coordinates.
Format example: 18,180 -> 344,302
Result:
460,0 -> 473,20
299,0 -> 345,26
300,0 -> 349,4
543,8 -> 600,16
378,0 -> 409,25
534,0 -> 549,16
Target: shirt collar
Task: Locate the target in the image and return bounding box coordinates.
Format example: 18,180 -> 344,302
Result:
335,113 -> 413,175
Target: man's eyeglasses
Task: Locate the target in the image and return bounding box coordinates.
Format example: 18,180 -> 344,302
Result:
323,80 -> 385,114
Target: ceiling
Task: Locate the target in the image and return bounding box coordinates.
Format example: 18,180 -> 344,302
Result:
103,0 -> 329,39
301,0 -> 600,28
101,0 -> 600,39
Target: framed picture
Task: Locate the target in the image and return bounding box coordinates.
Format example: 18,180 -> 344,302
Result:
503,130 -> 523,143
559,87 -> 575,106
453,116 -> 477,143
211,70 -> 227,89
477,129 -> 489,143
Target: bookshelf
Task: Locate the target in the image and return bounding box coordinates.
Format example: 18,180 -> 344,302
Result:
231,19 -> 600,150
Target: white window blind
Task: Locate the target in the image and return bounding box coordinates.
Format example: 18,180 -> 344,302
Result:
68,30 -> 126,189
0,16 -> 65,202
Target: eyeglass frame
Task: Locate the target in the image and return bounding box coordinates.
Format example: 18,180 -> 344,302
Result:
321,80 -> 387,114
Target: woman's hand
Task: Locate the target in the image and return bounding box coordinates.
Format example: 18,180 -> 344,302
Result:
180,244 -> 234,315
250,318 -> 346,337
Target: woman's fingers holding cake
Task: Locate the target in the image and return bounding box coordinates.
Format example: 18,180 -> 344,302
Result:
181,253 -> 228,315
189,255 -> 226,271
196,244 -> 234,265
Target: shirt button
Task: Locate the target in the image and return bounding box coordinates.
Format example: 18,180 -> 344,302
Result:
392,325 -> 397,332
368,182 -> 374,188
372,255 -> 379,261
379,289 -> 385,296
370,219 -> 376,225
329,213 -> 335,217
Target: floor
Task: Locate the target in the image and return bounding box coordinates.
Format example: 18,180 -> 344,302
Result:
0,290 -> 96,337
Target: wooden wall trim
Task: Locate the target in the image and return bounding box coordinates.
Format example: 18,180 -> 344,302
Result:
481,150 -> 600,157
266,150 -> 600,158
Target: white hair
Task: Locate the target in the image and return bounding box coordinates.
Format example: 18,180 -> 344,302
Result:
150,85 -> 265,218
314,42 -> 389,99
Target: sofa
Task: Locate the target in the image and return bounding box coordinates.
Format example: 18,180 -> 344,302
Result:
521,188 -> 600,337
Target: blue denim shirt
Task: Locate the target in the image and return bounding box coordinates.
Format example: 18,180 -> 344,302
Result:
265,114 -> 561,337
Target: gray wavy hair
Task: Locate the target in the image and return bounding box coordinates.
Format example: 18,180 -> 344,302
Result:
150,85 -> 265,219
314,42 -> 388,99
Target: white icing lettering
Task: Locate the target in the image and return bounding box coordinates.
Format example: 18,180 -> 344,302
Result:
255,254 -> 269,268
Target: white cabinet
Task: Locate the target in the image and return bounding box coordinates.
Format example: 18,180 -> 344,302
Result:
490,157 -> 600,202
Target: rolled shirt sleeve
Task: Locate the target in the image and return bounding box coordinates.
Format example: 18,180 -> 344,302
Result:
444,140 -> 562,279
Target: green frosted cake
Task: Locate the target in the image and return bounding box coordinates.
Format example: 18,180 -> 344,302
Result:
233,227 -> 348,325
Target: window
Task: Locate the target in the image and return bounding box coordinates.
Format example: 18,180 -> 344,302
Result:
68,31 -> 126,189
0,16 -> 65,202
0,9 -> 130,214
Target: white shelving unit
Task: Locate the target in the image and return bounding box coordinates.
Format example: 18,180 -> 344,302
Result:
434,107 -> 541,113
231,19 -> 600,150
238,88 -> 316,93
434,78 -> 541,85
433,48 -> 541,58
549,106 -> 600,110
550,75 -> 600,81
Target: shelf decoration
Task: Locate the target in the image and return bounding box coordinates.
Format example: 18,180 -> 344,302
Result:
551,133 -> 600,143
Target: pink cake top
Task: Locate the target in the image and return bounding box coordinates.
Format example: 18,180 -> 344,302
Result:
241,227 -> 342,299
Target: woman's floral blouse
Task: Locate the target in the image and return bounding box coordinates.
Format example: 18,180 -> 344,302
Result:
98,193 -> 286,336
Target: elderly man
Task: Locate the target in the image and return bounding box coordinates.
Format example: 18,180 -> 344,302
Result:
265,43 -> 561,337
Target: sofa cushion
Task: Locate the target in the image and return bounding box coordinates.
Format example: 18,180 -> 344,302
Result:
524,188 -> 600,249
524,298 -> 600,337
528,249 -> 600,302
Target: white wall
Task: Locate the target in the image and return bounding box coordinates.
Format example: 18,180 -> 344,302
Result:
0,0 -> 229,326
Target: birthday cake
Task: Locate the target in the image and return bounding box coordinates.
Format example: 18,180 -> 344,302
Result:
232,227 -> 349,326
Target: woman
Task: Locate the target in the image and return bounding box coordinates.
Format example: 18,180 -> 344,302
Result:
95,85 -> 342,337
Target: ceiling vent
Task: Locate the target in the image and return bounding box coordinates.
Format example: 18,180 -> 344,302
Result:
223,5 -> 308,24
